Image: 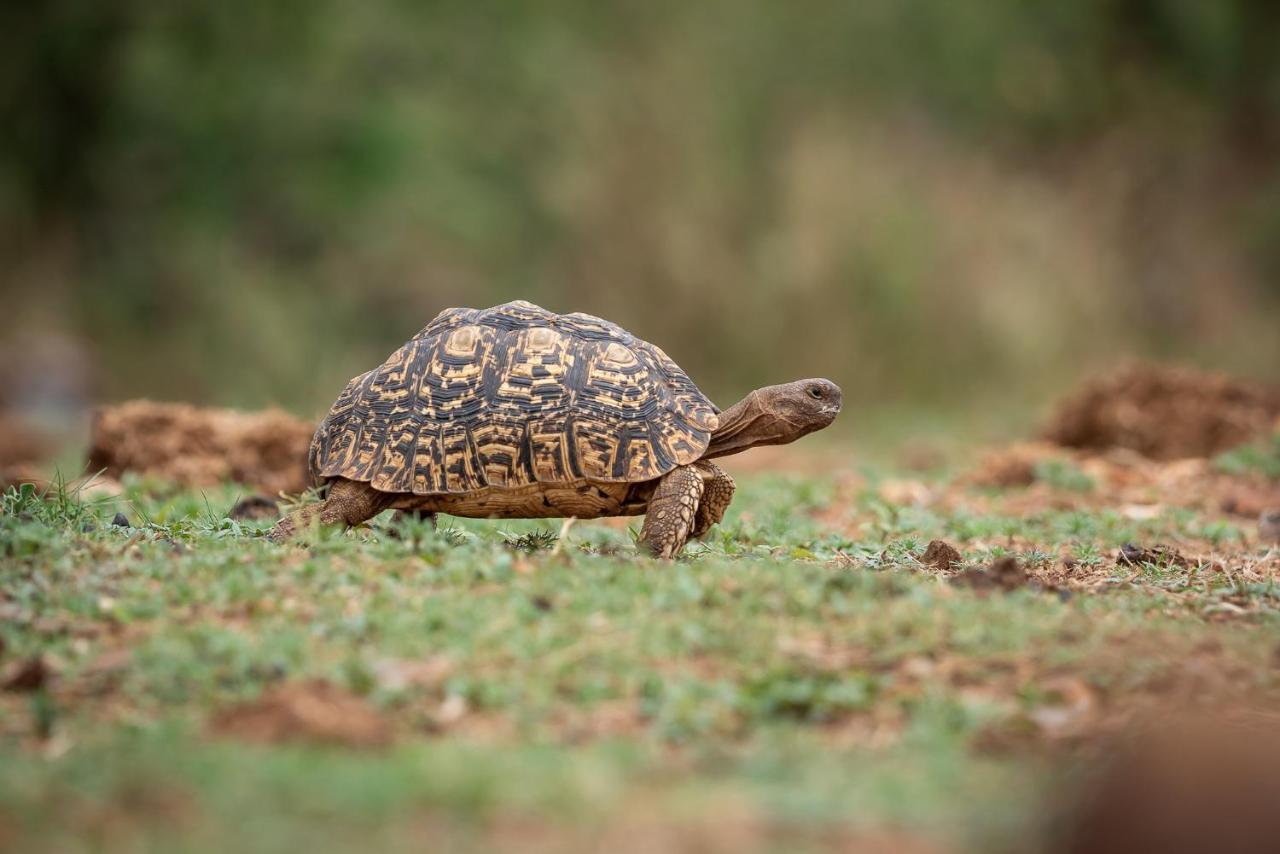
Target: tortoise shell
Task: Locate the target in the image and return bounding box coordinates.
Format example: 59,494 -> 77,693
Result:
309,301 -> 720,495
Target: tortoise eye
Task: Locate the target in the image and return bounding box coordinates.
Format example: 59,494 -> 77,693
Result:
808,386 -> 823,400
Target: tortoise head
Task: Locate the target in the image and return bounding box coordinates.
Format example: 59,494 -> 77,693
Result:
701,378 -> 842,459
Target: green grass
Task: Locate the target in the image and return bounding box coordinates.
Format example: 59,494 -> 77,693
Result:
1216,433 -> 1280,481
1,470 -> 1277,852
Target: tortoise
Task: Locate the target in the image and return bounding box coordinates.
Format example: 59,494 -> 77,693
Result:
270,301 -> 841,556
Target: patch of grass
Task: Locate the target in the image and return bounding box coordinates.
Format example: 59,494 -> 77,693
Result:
1,466 -> 1277,853
1032,459 -> 1095,492
501,528 -> 560,552
1216,433 -> 1280,480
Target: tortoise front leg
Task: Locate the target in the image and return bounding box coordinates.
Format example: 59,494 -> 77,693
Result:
268,500 -> 324,542
690,461 -> 735,539
269,478 -> 393,542
638,465 -> 705,558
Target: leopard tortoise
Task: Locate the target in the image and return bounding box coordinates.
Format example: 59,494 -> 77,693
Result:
271,300 -> 841,557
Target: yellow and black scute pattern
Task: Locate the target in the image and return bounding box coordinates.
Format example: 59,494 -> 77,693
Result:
308,301 -> 720,495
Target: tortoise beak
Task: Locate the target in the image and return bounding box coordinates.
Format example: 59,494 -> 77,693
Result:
816,379 -> 842,420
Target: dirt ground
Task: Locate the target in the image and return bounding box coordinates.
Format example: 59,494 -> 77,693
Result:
1042,362 -> 1280,460
956,440 -> 1279,518
86,400 -> 314,495
210,680 -> 393,748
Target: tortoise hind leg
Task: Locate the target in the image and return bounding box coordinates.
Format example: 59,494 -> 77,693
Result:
269,478 -> 393,542
690,461 -> 735,540
638,465 -> 705,559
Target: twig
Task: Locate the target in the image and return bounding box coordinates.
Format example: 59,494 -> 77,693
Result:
550,517 -> 576,556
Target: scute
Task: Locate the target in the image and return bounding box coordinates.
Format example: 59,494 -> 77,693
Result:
309,301 -> 720,494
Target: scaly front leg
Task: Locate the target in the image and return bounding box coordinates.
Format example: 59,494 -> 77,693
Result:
269,478 -> 393,542
690,461 -> 735,539
638,465 -> 705,558
267,500 -> 325,543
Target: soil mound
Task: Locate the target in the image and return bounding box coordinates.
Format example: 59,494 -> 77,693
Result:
86,400 -> 313,494
922,539 -> 962,571
1043,363 -> 1280,460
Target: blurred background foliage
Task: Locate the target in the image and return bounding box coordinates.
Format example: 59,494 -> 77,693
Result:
3,0 -> 1279,438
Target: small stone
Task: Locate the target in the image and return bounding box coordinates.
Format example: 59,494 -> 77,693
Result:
112,512 -> 131,528
1116,543 -> 1189,568
1117,543 -> 1145,565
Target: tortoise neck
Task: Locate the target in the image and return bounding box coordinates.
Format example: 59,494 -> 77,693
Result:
702,391 -> 790,459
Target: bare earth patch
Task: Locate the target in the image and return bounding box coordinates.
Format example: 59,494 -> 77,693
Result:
1043,362 -> 1280,460
210,680 -> 393,748
87,400 -> 314,494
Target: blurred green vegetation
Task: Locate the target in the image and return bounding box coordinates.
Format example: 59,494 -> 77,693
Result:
4,1 -> 1279,428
